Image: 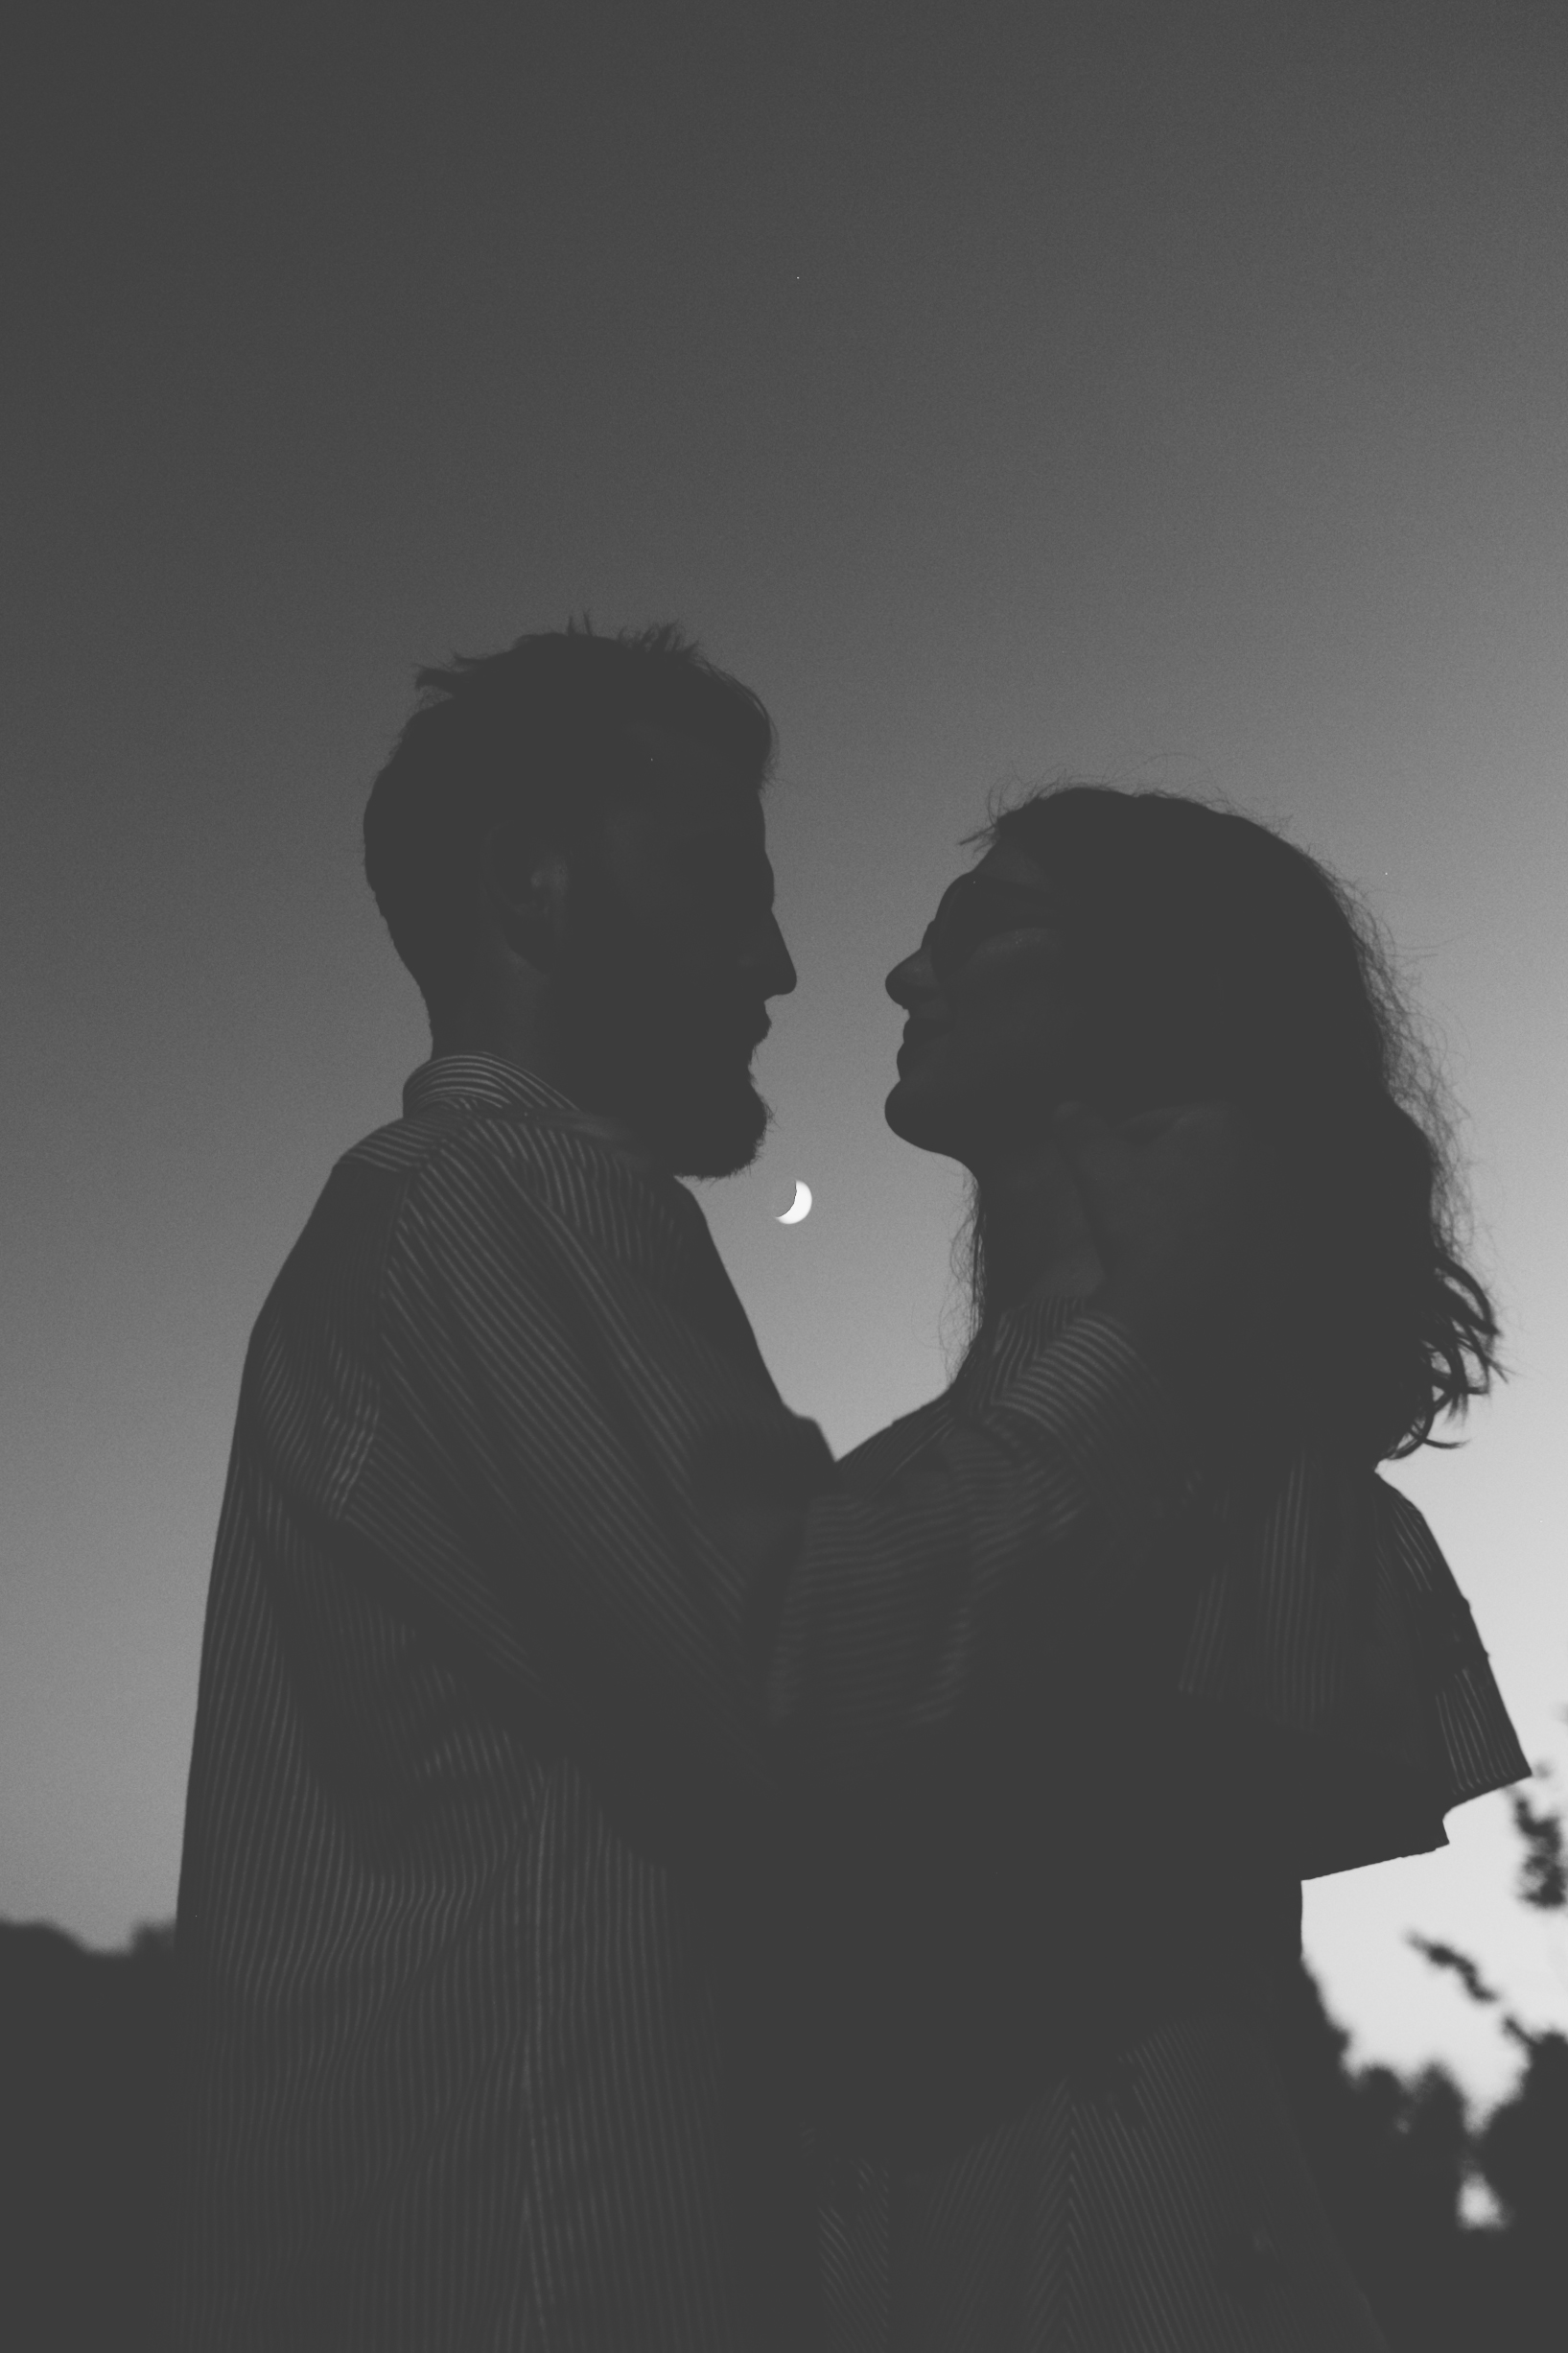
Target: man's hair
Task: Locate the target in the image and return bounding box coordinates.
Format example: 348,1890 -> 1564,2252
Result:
363,619 -> 775,1013
973,784 -> 1502,1465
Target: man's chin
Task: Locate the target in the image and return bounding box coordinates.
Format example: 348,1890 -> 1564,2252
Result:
552,1004 -> 772,1179
651,1076 -> 772,1180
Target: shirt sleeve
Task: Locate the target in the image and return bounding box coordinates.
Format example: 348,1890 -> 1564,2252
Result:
364,1120 -> 1197,1813
1172,1452 -> 1530,1872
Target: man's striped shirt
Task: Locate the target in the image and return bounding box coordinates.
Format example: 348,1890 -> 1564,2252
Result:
171,1052 -> 1199,2351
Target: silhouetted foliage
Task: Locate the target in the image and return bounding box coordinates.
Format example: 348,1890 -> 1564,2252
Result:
1264,1765 -> 1568,2353
1477,2030 -> 1568,2237
1407,1934 -> 1505,2009
2,1889 -> 1562,2350
1509,1784 -> 1567,1912
0,1919 -> 177,2353
1268,1963 -> 1495,2350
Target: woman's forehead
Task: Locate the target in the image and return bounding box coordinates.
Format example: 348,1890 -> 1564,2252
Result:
970,837 -> 1047,889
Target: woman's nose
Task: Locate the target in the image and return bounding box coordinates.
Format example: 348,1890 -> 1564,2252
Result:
885,945 -> 935,1008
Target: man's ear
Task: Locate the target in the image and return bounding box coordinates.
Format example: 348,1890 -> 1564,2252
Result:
485,826 -> 571,973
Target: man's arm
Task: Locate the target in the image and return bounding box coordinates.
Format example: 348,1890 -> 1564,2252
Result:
362,1120 -> 1195,1818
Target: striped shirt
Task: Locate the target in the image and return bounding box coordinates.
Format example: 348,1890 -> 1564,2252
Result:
813,1298 -> 1528,2350
171,1052 -> 1203,2352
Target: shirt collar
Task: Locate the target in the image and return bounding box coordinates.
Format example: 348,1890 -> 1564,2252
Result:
404,1052 -> 583,1123
401,1052 -> 650,1162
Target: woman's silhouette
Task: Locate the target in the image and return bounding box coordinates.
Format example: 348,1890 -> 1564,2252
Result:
807,786 -> 1527,2351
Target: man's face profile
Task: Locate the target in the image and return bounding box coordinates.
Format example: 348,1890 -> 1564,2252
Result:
548,723 -> 797,1176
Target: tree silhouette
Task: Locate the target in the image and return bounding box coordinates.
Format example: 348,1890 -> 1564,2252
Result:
1509,1785 -> 1566,1913
1,1768 -> 1562,2352
1266,1756 -> 1568,2353
0,1919 -> 178,2353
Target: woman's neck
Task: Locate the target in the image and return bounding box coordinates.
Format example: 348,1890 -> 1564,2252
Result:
971,1140 -> 1104,1314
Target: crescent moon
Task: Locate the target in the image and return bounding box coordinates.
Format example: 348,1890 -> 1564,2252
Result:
777,1180 -> 813,1225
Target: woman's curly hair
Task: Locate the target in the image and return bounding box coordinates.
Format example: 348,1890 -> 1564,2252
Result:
972,784 -> 1501,1466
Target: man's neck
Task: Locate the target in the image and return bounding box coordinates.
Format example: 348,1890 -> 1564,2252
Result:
428,1000 -> 561,1091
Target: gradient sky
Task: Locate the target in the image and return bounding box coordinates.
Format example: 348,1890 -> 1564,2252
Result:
6,2 -> 1566,2110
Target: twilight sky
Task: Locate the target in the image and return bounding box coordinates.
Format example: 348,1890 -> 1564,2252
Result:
6,1 -> 1566,2107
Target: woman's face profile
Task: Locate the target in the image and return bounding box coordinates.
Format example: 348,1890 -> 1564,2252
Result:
883,839 -> 1080,1165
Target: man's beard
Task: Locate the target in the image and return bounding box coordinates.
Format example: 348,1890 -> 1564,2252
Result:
547,914 -> 772,1180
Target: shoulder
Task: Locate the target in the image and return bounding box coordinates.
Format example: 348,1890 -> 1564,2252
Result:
1366,1471 -> 1461,1588
341,1100 -> 697,1270
839,1396 -> 954,1494
1364,1470 -> 1508,1679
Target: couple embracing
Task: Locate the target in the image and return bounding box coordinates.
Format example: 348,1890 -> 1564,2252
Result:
170,622 -> 1525,2350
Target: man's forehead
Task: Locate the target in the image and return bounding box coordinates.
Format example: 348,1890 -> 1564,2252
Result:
620,719 -> 765,846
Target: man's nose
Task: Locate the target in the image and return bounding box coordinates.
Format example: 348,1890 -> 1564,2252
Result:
749,913 -> 797,1000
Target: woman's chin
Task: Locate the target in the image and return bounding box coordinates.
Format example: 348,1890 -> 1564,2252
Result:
883,1073 -> 971,1161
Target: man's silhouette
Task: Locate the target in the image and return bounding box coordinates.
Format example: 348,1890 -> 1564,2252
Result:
170,621 -> 1275,2350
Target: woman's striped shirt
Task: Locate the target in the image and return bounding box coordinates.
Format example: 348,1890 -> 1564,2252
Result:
813,1296 -> 1528,2351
